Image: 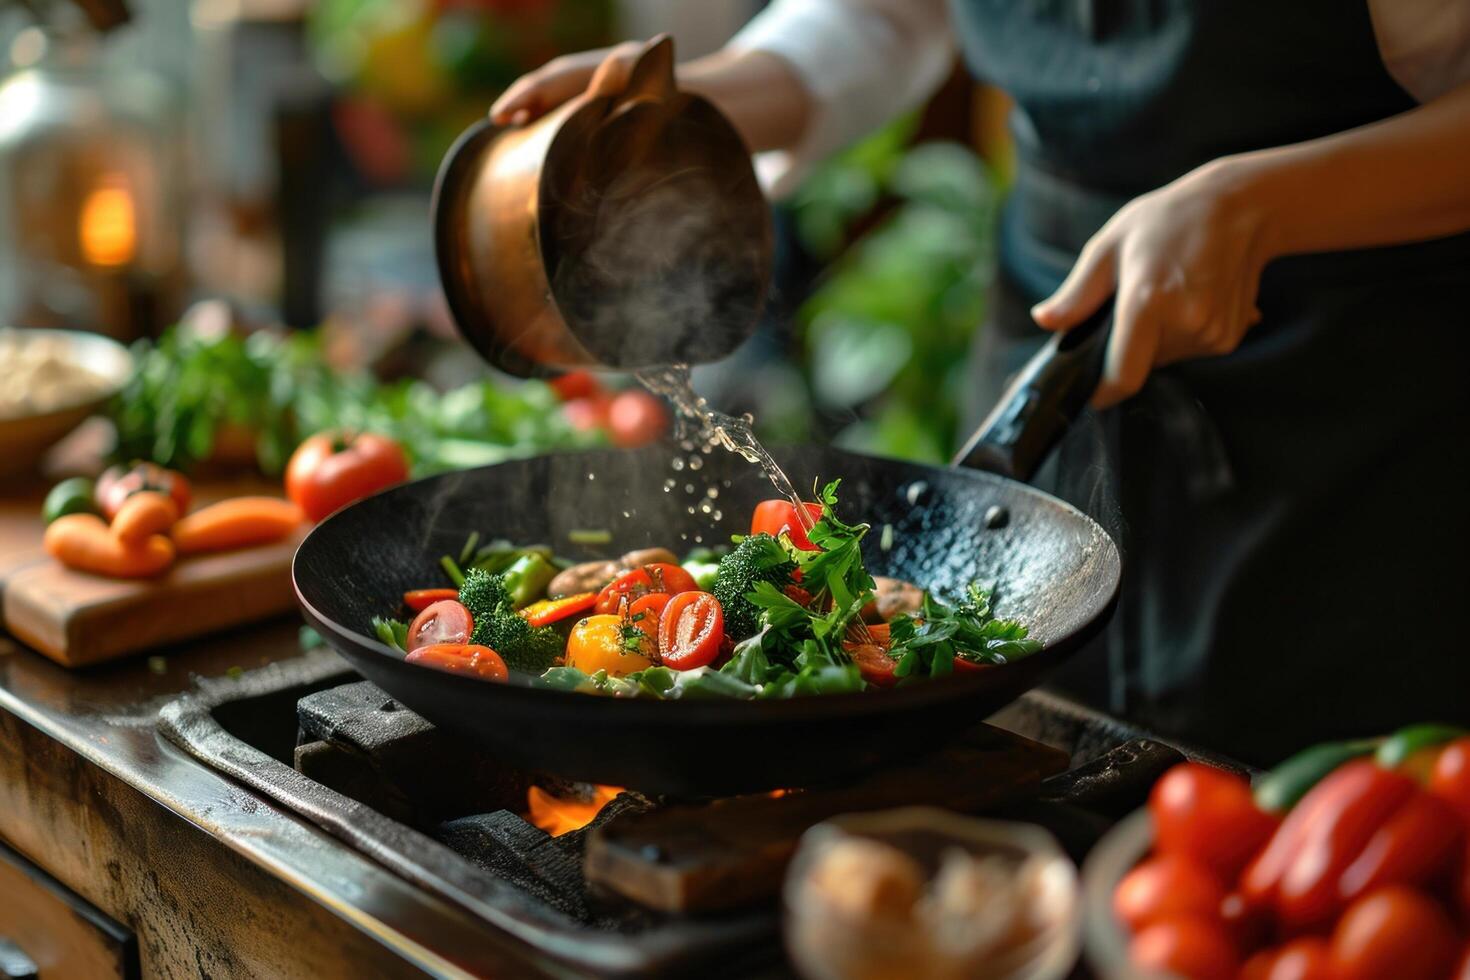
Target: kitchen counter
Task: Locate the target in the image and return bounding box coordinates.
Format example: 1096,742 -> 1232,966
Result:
0,618 -> 545,979
0,611 -> 1209,979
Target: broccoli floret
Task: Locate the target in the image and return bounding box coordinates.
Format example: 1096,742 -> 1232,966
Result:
459,568 -> 563,674
712,533 -> 798,639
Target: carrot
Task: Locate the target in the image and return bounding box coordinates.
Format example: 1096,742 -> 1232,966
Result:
44,513 -> 175,578
171,497 -> 303,555
110,491 -> 179,546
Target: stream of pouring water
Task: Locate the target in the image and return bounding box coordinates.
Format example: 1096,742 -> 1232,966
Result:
635,364 -> 816,532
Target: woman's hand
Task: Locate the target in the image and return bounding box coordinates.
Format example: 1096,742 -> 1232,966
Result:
1031,161 -> 1279,408
489,42 -> 810,154
490,43 -> 642,126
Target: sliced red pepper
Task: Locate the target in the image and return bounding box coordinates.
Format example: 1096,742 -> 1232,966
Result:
1337,789 -> 1463,903
520,591 -> 597,628
952,656 -> 990,675
845,643 -> 898,687
783,584 -> 813,607
624,593 -> 671,651
404,588 -> 461,612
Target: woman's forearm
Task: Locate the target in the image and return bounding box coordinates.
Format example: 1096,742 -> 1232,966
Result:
1225,80 -> 1470,259
677,49 -> 813,154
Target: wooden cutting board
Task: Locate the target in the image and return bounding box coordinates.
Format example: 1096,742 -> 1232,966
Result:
0,476 -> 308,667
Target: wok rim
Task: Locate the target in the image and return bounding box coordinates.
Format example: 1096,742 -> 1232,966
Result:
292,445 -> 1122,724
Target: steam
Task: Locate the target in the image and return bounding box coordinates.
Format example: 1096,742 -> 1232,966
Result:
549,165 -> 764,368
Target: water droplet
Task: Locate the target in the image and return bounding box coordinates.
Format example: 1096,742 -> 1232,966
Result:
663,478 -> 676,491
693,534 -> 703,543
698,500 -> 713,514
684,483 -> 694,494
686,506 -> 697,515
711,510 -> 722,521
905,481 -> 929,506
687,456 -> 703,471
984,505 -> 1010,529
671,458 -> 685,471
621,510 -> 632,519
705,486 -> 719,499
587,472 -> 595,480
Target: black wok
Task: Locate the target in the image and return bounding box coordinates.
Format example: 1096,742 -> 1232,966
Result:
293,305 -> 1121,797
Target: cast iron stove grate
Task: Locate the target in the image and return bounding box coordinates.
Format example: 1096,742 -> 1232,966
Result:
157,649 -> 1233,978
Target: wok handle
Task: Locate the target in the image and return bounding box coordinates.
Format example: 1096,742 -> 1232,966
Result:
951,301 -> 1114,481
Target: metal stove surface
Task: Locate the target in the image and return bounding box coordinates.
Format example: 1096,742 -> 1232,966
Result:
155,647 -> 1238,978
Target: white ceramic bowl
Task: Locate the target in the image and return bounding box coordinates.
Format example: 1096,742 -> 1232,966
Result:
0,328 -> 132,477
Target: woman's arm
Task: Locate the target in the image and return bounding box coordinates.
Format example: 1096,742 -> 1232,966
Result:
491,45 -> 814,154
1033,80 -> 1470,408
490,0 -> 953,197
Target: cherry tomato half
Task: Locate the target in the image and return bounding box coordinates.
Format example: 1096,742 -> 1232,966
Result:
1128,915 -> 1239,980
95,462 -> 191,521
408,599 -> 474,652
1113,854 -> 1226,933
403,588 -> 460,612
1329,886 -> 1460,980
405,643 -> 507,682
285,431 -> 409,523
1149,763 -> 1278,880
595,563 -> 697,615
751,500 -> 824,552
659,592 -> 724,670
626,593 -> 671,647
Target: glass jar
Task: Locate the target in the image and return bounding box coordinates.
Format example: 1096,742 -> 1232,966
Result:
784,807 -> 1081,980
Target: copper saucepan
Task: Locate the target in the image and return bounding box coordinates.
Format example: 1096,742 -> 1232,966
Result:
431,35 -> 774,377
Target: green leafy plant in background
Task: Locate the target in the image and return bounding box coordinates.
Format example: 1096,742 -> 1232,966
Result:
110,326 -> 598,477
790,122 -> 1003,464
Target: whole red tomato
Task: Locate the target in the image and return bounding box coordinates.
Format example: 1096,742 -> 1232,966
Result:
95,462 -> 191,521
750,499 -> 824,551
562,395 -> 611,432
1239,938 -> 1333,980
547,370 -> 603,402
1113,854 -> 1226,933
1128,914 -> 1239,980
606,389 -> 668,448
285,431 -> 409,523
1329,886 -> 1460,980
1150,763 -> 1278,879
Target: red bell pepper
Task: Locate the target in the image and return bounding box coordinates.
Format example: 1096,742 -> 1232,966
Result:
1431,737 -> 1470,823
1336,789 -> 1462,902
1243,760 -> 1433,931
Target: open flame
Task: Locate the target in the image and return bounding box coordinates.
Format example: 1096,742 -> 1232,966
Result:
527,784 -> 623,836
527,785 -> 796,836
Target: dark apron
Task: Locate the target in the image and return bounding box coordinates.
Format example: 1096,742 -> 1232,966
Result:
950,0 -> 1470,763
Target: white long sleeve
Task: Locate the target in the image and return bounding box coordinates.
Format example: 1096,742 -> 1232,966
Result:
726,0 -> 955,198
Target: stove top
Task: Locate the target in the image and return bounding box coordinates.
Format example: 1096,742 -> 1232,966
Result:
155,647 -> 1231,978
